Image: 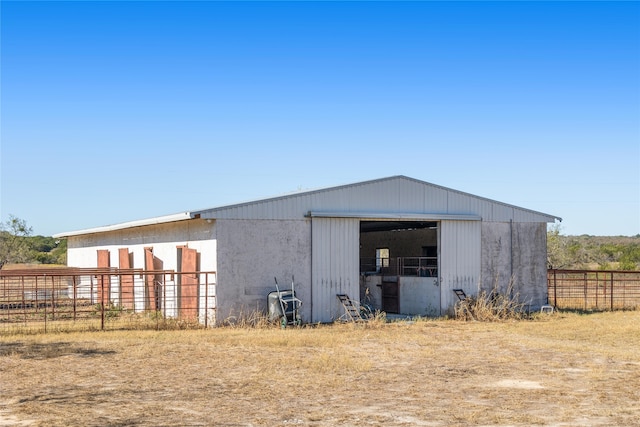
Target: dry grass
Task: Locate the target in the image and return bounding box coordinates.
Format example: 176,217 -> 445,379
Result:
454,282 -> 528,321
1,311 -> 639,426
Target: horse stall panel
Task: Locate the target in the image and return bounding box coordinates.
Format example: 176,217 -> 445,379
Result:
118,248 -> 135,309
179,246 -> 199,320
97,250 -> 111,305
144,247 -> 164,310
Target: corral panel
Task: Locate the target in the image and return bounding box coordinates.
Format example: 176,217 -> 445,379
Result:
180,246 -> 199,320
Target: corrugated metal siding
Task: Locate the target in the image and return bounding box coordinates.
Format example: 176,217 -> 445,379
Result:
512,207 -> 548,223
491,204 -> 516,222
311,218 -> 359,323
423,185 -> 449,213
440,220 -> 481,313
397,178 -> 427,212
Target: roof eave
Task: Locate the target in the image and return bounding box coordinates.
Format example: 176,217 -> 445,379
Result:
53,212 -> 195,238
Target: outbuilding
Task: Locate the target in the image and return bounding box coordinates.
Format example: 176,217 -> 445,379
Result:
54,176 -> 560,323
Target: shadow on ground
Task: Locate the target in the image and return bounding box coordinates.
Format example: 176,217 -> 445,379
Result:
0,342 -> 116,359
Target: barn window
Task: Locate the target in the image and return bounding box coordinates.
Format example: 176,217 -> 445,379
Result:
376,248 -> 390,271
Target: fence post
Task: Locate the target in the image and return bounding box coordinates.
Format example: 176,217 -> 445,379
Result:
610,272 -> 614,311
43,275 -> 47,334
101,274 -> 105,331
90,274 -> 94,305
553,270 -> 557,308
50,275 -> 56,321
583,272 -> 588,311
595,271 -> 599,309
21,276 -> 26,326
73,275 -> 77,321
204,272 -> 208,328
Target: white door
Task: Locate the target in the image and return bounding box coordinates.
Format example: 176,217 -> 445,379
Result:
439,220 -> 481,314
311,217 -> 360,323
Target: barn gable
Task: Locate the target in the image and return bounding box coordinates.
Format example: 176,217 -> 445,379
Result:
193,175 -> 560,223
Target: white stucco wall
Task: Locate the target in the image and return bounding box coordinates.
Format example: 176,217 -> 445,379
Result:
65,219 -> 217,319
66,219 -> 216,271
215,218 -> 312,323
398,276 -> 440,316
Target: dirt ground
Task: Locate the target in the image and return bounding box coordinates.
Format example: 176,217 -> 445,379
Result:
1,311 -> 639,426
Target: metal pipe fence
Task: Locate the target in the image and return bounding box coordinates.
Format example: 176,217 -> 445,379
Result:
547,269 -> 640,311
0,268 -> 216,333
360,257 -> 439,277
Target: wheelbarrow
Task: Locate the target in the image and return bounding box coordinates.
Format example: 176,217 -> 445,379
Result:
268,277 -> 302,328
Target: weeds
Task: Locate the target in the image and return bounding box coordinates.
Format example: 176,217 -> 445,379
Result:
222,308 -> 274,328
455,281 -> 528,321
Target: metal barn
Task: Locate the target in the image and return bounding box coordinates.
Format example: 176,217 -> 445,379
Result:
54,176 -> 560,324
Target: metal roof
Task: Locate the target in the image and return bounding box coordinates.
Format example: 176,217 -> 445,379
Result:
54,175 -> 561,237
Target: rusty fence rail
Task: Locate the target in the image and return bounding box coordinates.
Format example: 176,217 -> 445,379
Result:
0,268 -> 216,333
547,269 -> 640,311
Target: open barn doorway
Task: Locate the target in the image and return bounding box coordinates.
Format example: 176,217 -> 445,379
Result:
359,220 -> 440,315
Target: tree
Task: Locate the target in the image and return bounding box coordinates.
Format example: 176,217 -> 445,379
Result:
547,224 -> 571,269
0,215 -> 33,269
31,238 -> 67,265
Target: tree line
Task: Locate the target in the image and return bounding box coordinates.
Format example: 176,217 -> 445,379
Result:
1,216 -> 638,271
0,215 -> 66,268
547,225 -> 640,270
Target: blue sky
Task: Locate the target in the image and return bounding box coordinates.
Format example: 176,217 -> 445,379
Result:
1,1 -> 639,237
